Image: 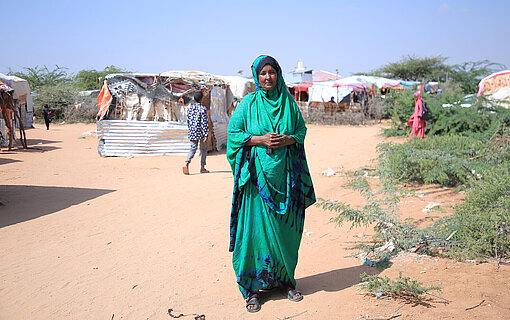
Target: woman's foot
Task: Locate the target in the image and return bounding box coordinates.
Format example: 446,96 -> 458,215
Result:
200,167 -> 209,174
286,288 -> 303,302
245,293 -> 261,313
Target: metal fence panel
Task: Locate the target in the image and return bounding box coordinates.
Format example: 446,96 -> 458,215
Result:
97,120 -> 190,157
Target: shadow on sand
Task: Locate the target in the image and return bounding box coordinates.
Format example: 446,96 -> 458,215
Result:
258,265 -> 382,303
23,139 -> 62,152
297,265 -> 382,295
0,158 -> 22,166
0,185 -> 115,228
1,139 -> 61,153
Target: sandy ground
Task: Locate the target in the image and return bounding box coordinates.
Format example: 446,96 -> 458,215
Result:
1,123 -> 509,320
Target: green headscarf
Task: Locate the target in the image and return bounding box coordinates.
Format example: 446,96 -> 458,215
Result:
227,55 -> 315,217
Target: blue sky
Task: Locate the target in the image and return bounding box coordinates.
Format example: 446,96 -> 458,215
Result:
2,0 -> 509,78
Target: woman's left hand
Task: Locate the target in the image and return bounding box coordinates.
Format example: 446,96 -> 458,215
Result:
269,134 -> 296,149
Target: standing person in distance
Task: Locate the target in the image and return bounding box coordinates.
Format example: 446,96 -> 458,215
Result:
42,104 -> 52,130
407,92 -> 427,140
183,90 -> 209,175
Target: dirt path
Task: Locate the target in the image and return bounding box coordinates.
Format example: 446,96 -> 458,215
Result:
1,123 -> 509,319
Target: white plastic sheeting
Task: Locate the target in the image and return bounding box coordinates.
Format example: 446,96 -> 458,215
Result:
210,86 -> 229,123
309,81 -> 353,102
0,73 -> 31,98
487,86 -> 510,109
217,75 -> 252,99
356,76 -> 400,89
0,73 -> 34,128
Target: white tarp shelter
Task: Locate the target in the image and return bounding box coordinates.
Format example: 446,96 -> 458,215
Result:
308,80 -> 353,102
0,73 -> 34,128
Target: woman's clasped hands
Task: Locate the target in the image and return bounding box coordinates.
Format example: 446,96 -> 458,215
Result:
260,132 -> 295,149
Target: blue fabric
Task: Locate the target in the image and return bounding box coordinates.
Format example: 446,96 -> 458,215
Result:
186,103 -> 208,140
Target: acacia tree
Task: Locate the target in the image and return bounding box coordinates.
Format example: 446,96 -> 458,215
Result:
8,65 -> 71,91
371,55 -> 449,82
74,65 -> 129,90
449,60 -> 506,94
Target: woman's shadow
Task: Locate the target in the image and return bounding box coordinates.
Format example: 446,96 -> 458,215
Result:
297,265 -> 382,295
260,264 -> 382,302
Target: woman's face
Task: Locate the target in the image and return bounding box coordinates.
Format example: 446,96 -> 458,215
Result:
258,64 -> 278,91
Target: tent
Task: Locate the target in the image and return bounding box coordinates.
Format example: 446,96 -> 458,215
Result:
293,81 -> 314,93
477,70 -> 510,96
0,73 -> 33,129
355,75 -> 401,89
309,80 -> 353,102
477,70 -> 510,109
332,77 -> 371,91
312,70 -> 342,82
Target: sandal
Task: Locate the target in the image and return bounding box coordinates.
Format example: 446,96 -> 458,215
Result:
245,293 -> 261,313
287,289 -> 303,302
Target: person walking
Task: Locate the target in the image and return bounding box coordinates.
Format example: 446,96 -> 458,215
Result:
227,55 -> 316,313
42,104 -> 52,130
183,91 -> 209,175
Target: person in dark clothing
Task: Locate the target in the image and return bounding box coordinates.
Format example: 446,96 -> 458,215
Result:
42,104 -> 52,130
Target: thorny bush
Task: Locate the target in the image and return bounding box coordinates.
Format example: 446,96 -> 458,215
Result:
360,271 -> 442,299
444,163 -> 510,260
317,132 -> 510,261
376,134 -> 510,187
382,85 -> 510,137
316,176 -> 438,264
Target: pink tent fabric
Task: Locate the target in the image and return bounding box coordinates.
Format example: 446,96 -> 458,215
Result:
313,70 -> 341,82
477,70 -> 510,97
332,77 -> 371,91
293,81 -> 313,93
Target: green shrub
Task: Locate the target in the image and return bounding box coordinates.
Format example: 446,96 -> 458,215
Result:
377,135 -> 510,187
318,132 -> 509,261
428,102 -> 510,136
382,85 -> 510,137
316,177 -> 436,263
63,95 -> 98,123
382,90 -> 416,136
33,83 -> 79,120
360,271 -> 441,299
33,84 -> 98,122
318,163 -> 510,261
446,164 -> 510,259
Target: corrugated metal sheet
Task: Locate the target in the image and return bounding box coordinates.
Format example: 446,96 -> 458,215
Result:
212,121 -> 228,151
97,120 -> 190,156
97,120 -> 230,157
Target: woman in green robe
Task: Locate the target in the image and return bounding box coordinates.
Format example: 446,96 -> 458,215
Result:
227,55 -> 316,313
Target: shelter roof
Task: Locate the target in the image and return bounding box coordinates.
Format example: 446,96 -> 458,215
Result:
0,73 -> 31,98
477,70 -> 510,96
313,70 -> 342,82
160,70 -> 227,86
293,81 -> 314,93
